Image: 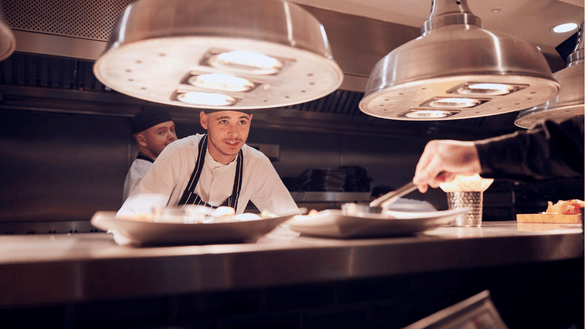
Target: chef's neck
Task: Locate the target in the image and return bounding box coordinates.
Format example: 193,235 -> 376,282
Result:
207,148 -> 237,165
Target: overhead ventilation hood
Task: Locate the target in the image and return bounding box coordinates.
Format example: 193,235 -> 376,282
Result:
515,22 -> 584,129
93,0 -> 343,110
0,0 -> 571,138
358,0 -> 560,121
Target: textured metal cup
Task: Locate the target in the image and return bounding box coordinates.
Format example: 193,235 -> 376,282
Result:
447,191 -> 483,227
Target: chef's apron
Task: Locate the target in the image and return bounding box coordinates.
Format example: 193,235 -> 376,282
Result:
177,134 -> 243,210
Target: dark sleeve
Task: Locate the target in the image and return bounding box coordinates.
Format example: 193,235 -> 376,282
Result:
474,117 -> 584,181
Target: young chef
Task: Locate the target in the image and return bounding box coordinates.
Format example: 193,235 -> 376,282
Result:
117,110 -> 300,217
122,108 -> 178,201
413,117 -> 584,193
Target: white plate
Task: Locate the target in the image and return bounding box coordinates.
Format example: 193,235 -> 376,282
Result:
91,211 -> 295,246
285,208 -> 471,238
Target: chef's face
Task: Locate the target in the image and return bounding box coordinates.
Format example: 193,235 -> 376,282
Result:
200,111 -> 252,164
138,121 -> 177,158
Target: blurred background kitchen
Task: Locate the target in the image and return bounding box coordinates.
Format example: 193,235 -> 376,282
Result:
0,1 -> 583,328
0,0 -> 582,234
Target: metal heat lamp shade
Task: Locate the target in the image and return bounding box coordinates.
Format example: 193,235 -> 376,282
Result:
0,7 -> 15,61
359,0 -> 560,121
515,22 -> 584,128
93,0 -> 343,110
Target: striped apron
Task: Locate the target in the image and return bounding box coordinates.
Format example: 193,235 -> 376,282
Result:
177,134 -> 243,210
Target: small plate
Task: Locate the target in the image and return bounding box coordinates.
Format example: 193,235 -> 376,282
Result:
285,208 -> 470,238
91,211 -> 295,246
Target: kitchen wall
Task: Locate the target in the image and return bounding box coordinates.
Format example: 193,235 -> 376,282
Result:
0,107 -> 446,227
0,0 -> 580,233
2,105 -> 582,234
2,102 -> 583,234
0,109 -> 129,226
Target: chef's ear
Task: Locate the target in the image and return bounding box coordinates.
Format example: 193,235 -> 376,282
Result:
136,133 -> 148,147
200,111 -> 208,130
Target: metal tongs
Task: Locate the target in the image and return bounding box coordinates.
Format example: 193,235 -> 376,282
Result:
370,181 -> 417,209
370,181 -> 418,212
341,181 -> 418,217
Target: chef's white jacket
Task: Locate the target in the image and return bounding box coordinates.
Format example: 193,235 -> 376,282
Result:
122,157 -> 153,202
117,134 -> 299,217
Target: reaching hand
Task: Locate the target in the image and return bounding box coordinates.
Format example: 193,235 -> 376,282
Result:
413,140 -> 481,193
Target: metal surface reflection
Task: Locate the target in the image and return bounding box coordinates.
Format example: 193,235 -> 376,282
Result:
359,0 -> 559,121
515,22 -> 585,128
0,6 -> 15,61
93,0 -> 343,110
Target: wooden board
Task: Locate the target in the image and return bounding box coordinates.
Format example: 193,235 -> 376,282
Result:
517,222 -> 580,232
516,213 -> 583,224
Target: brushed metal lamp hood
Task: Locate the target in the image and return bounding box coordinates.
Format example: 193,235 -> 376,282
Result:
359,0 -> 560,121
93,0 -> 343,110
0,7 -> 15,61
515,22 -> 584,129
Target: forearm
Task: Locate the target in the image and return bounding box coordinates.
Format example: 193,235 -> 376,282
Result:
475,118 -> 584,181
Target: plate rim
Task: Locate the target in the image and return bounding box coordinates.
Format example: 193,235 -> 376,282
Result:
90,211 -> 295,245
286,207 -> 470,238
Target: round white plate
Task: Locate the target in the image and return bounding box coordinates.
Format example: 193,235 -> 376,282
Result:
285,208 -> 471,238
91,211 -> 295,246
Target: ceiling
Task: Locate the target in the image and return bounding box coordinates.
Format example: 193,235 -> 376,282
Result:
292,0 -> 584,57
0,0 -> 582,139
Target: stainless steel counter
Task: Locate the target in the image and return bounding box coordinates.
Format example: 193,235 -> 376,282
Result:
0,221 -> 582,307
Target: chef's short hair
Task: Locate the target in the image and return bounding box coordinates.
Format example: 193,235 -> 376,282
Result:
203,109 -> 253,116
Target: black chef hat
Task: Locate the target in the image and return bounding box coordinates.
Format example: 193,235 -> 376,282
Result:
131,108 -> 173,134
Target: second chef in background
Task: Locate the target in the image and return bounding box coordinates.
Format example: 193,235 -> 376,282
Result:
117,110 -> 300,217
122,108 -> 178,202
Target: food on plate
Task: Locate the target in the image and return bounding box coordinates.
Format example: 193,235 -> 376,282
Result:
182,205 -> 213,223
439,174 -> 493,192
211,206 -> 237,222
545,199 -> 584,215
260,210 -> 278,218
234,213 -> 263,221
120,205 -> 270,224
308,209 -> 320,216
119,213 -> 154,222
516,199 -> 584,224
